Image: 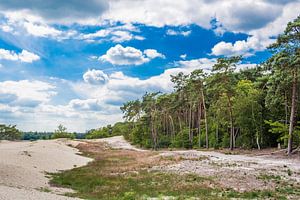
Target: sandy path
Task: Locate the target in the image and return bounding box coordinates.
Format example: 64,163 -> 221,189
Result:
90,136 -> 146,151
0,139 -> 92,200
101,136 -> 300,192
96,136 -> 300,171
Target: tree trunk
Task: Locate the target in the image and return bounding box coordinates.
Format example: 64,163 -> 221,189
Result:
189,103 -> 193,148
285,91 -> 289,125
287,69 -> 297,155
202,90 -> 209,149
198,103 -> 202,148
216,122 -> 219,147
169,115 -> 175,141
227,94 -> 234,150
178,114 -> 182,133
256,135 -> 261,150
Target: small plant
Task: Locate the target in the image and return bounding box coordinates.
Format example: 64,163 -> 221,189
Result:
287,169 -> 293,176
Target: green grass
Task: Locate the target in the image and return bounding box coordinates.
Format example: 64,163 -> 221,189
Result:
257,174 -> 282,181
51,166 -> 223,199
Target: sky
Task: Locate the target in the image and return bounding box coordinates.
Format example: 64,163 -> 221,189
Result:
0,0 -> 299,132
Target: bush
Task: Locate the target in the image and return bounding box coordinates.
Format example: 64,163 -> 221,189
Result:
170,128 -> 190,149
85,128 -> 109,139
0,124 -> 22,140
52,124 -> 75,139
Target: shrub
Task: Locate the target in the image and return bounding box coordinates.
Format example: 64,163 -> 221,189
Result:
0,124 -> 22,140
52,124 -> 75,139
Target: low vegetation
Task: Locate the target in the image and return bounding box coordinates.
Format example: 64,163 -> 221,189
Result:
51,124 -> 75,139
85,122 -> 129,139
0,124 -> 22,140
50,141 -> 300,200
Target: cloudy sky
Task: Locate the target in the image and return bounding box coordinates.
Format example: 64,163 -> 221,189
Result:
0,0 -> 299,132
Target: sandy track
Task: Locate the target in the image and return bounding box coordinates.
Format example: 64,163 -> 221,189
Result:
101,136 -> 300,192
89,136 -> 146,151
0,139 -> 92,200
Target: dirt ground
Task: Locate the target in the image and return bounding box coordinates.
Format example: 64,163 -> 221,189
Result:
94,136 -> 300,193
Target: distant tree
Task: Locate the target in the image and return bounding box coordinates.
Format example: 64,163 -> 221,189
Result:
52,124 -> 75,139
0,124 -> 22,140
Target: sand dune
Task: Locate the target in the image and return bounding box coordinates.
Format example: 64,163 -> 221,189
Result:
0,139 -> 92,200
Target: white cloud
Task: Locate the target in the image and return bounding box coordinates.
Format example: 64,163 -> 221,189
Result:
177,58 -> 217,73
211,1 -> 300,56
211,41 -> 253,57
79,24 -> 144,43
83,69 -> 108,85
143,49 -> 165,59
0,24 -> 13,32
166,29 -> 191,36
0,49 -> 40,63
99,44 -> 164,66
0,80 -> 56,106
103,0 -> 293,32
18,50 -> 40,62
69,99 -> 104,111
180,54 -> 187,60
23,22 -> 62,37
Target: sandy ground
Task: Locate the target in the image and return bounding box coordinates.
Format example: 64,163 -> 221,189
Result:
100,136 -> 300,193
0,139 -> 92,200
89,136 -> 146,151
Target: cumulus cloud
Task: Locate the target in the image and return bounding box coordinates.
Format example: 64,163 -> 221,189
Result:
99,44 -> 164,65
0,80 -> 56,107
211,41 -> 253,57
0,49 -> 40,63
103,0 -> 292,32
83,69 -> 108,85
143,49 -> 165,59
211,0 -> 300,56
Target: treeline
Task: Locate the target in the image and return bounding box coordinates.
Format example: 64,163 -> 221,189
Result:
0,123 -> 126,141
118,16 -> 300,154
85,122 -> 130,139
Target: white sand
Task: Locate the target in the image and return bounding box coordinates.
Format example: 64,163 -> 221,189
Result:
0,139 -> 92,200
91,136 -> 146,151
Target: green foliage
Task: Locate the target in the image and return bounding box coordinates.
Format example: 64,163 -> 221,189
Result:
22,132 -> 52,140
85,122 -> 130,139
170,128 -> 190,148
0,124 -> 22,140
85,127 -> 110,139
52,124 -> 75,139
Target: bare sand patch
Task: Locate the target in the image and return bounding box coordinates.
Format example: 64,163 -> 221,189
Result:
0,139 -> 92,200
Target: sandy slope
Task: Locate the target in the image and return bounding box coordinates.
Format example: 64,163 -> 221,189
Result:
0,139 -> 92,200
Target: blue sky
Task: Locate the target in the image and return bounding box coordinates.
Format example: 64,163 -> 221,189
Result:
0,0 -> 299,132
